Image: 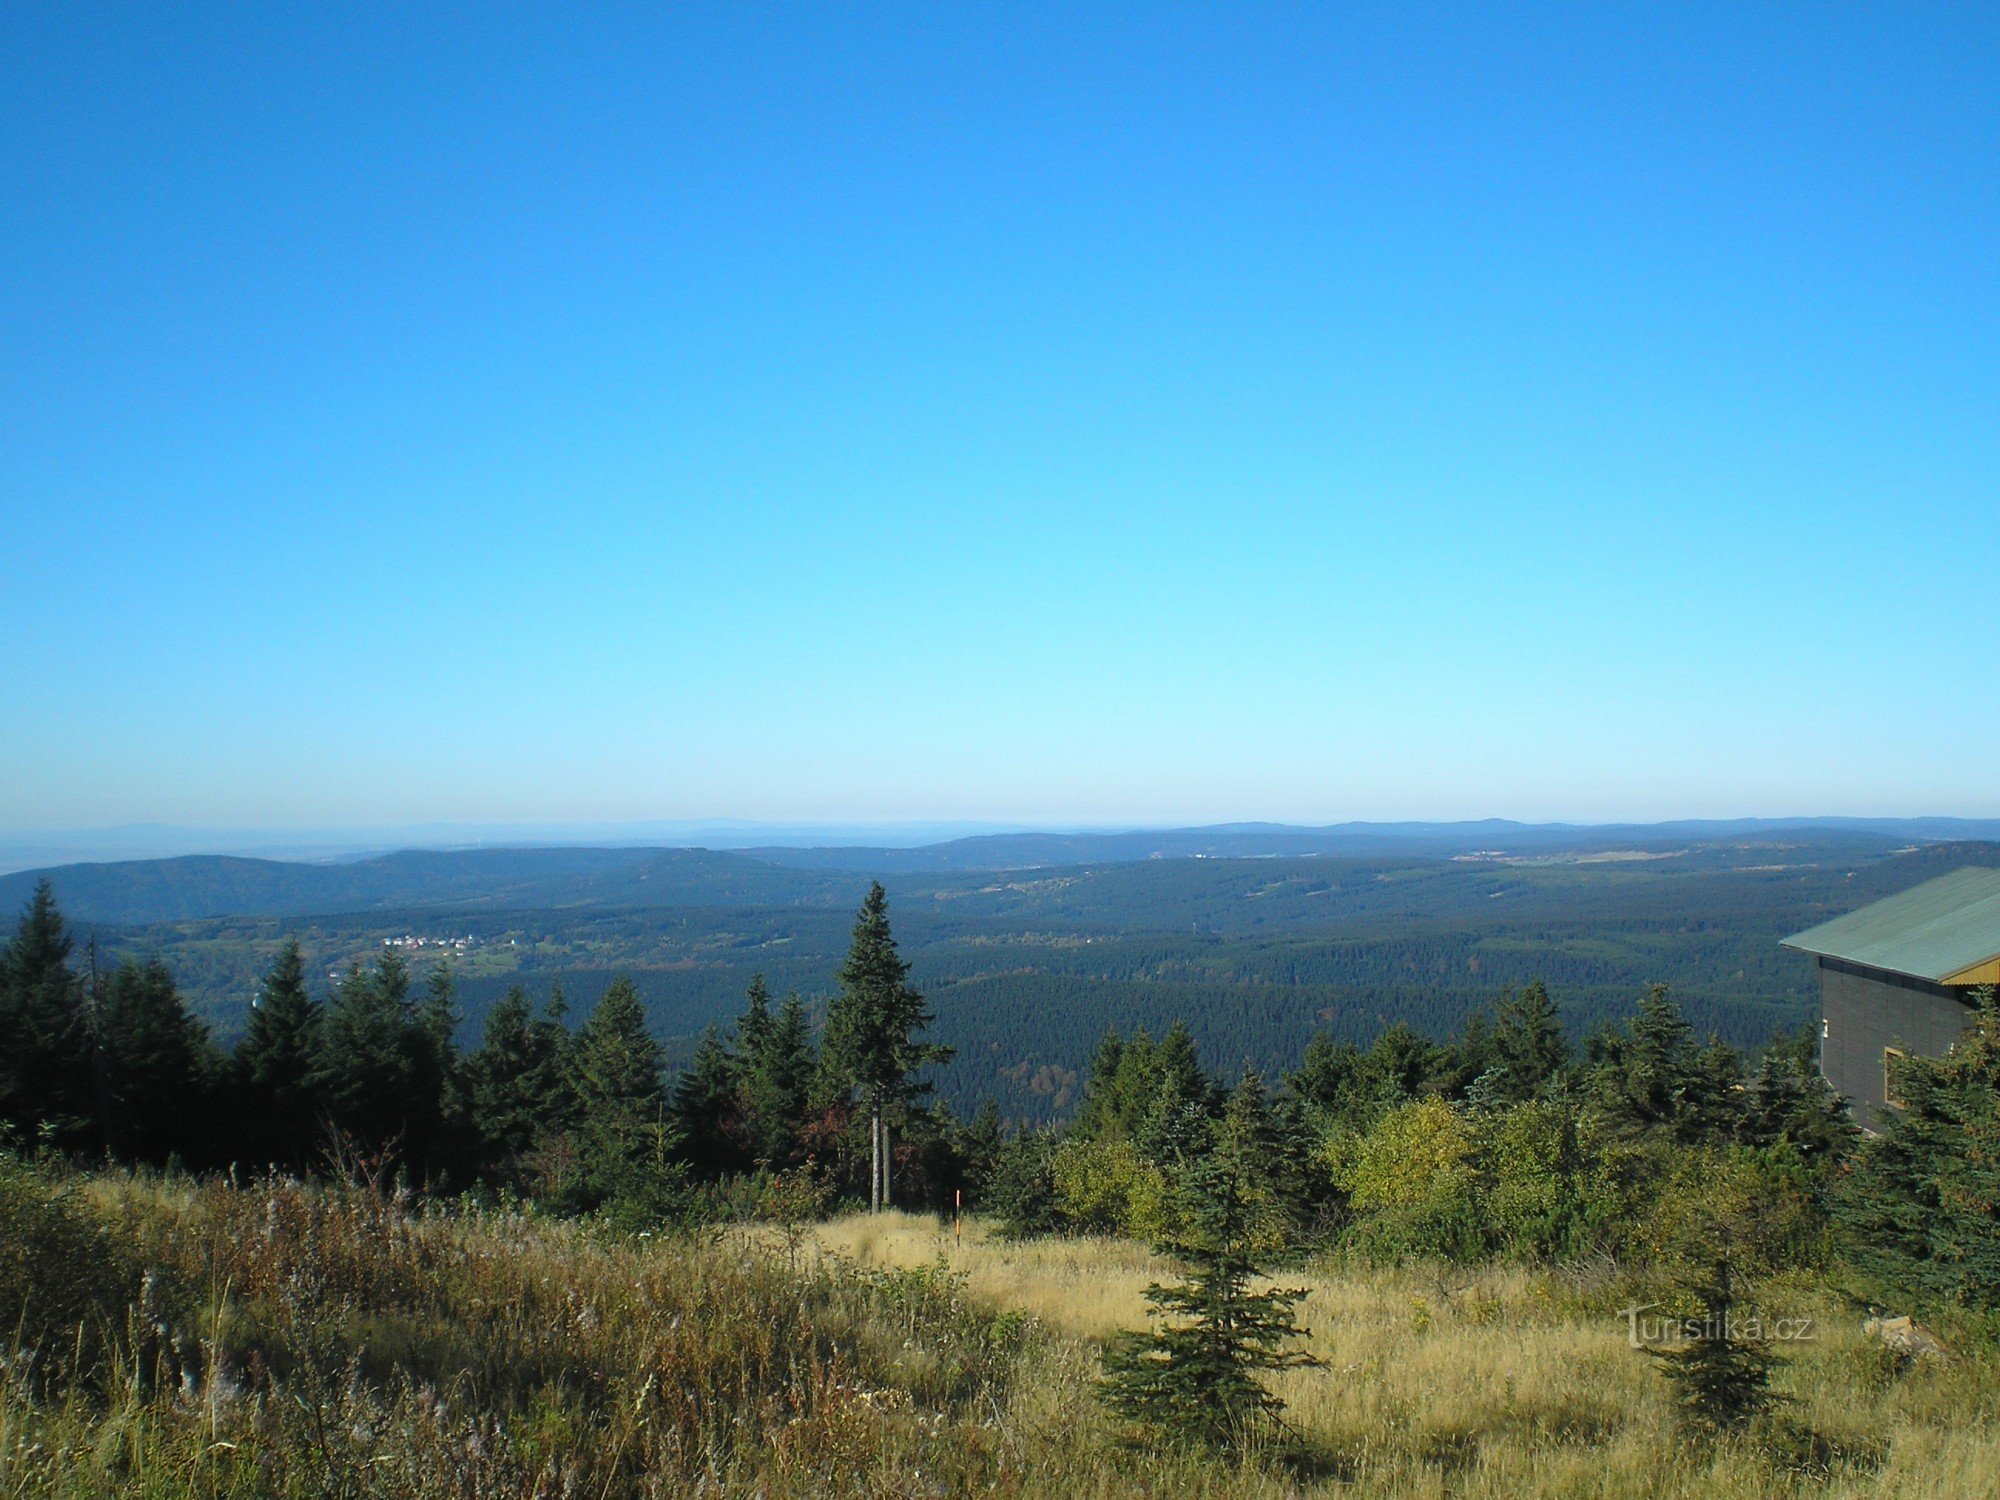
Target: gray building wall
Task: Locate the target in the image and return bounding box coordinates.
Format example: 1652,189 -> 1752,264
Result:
1819,956 -> 1974,1130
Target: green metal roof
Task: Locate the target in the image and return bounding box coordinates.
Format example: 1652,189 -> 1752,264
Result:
1781,866 -> 2000,983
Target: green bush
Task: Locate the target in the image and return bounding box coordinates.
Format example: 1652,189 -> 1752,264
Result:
1327,1096 -> 1485,1261
1051,1136 -> 1169,1238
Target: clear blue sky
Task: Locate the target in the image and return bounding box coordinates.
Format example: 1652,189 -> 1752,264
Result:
3,3 -> 1996,831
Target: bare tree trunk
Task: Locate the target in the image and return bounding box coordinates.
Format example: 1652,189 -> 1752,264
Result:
869,1109 -> 883,1213
880,1115 -> 892,1213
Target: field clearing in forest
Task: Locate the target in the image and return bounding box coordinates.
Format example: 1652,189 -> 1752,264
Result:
804,1211 -> 2000,1498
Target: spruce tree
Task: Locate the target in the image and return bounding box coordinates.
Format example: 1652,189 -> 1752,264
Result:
468,985 -> 544,1164
236,939 -> 323,1166
409,961 -> 466,1176
1073,1029 -> 1128,1140
1740,1025 -> 1851,1159
745,990 -> 816,1166
569,976 -> 671,1209
0,880 -> 92,1145
532,982 -> 579,1131
672,1026 -> 744,1178
311,952 -> 421,1159
1592,984 -> 1706,1140
822,883 -> 952,1210
93,958 -> 216,1164
1647,1258 -> 1782,1437
1285,1032 -> 1368,1124
736,973 -> 774,1063
1492,980 -> 1570,1102
1100,1135 -> 1320,1454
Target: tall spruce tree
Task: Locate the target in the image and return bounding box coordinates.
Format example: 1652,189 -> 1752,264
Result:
93,958 -> 216,1164
466,982 -> 577,1182
0,880 -> 92,1145
1590,984 -> 1734,1142
743,989 -> 815,1167
1491,980 -> 1571,1102
236,939 -> 323,1166
822,883 -> 952,1211
534,982 -> 579,1130
95,956 -> 217,1168
672,1026 -> 744,1178
468,985 -> 542,1164
410,961 -> 466,1177
311,952 -> 422,1161
569,976 -> 670,1209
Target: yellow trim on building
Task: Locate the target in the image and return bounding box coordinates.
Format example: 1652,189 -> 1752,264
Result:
1942,957 -> 2000,986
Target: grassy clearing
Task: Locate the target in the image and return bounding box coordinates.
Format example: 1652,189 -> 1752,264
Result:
4,1171 -> 1997,1497
806,1211 -> 2000,1497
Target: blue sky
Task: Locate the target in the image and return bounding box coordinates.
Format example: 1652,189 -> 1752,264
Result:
3,3 -> 1996,831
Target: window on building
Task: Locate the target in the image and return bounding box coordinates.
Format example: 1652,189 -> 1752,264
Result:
1883,1046 -> 1909,1110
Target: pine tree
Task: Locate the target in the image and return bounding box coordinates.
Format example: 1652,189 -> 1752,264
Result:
739,981 -> 815,1166
1491,980 -> 1570,1102
311,953 -> 421,1158
1647,1258 -> 1783,1437
468,985 -> 548,1167
235,939 -> 323,1166
1592,984 -> 1706,1140
822,883 -> 953,1211
409,961 -> 466,1177
0,880 -> 92,1145
93,958 -> 216,1164
672,1026 -> 744,1178
1099,1135 -> 1320,1453
569,976 -> 671,1209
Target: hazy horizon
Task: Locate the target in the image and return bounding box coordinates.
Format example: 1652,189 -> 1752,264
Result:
7,810 -> 2000,880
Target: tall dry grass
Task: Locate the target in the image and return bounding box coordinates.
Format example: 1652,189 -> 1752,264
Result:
5,1170 -> 1998,1497
805,1210 -> 2000,1497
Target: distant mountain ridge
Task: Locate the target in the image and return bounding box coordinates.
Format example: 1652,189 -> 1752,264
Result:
741,816 -> 2000,873
4,816 -> 1998,927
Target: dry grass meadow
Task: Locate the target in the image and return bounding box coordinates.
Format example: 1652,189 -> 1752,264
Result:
804,1210 -> 2000,1498
4,1168 -> 1998,1498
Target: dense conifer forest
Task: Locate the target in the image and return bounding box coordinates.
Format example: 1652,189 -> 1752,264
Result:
8,831 -> 1994,1120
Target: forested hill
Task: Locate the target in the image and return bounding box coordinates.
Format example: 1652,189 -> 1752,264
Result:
0,846 -> 859,925
10,817 -> 2000,925
741,816 -> 2000,873
22,826 -> 1998,1122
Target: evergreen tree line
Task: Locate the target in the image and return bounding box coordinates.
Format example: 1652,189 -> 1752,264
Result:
0,879 -> 980,1219
988,977 -> 2000,1318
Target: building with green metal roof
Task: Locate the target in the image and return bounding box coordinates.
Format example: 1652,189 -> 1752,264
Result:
1782,867 -> 2000,1128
